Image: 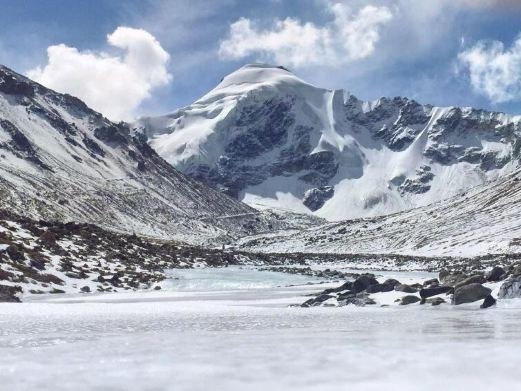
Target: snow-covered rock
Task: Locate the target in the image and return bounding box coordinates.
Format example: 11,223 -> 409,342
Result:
139,63 -> 521,221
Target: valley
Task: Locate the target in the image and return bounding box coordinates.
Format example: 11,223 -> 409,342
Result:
2,56 -> 521,391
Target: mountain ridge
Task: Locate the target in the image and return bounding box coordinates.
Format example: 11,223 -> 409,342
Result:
138,63 -> 521,221
0,64 -> 290,244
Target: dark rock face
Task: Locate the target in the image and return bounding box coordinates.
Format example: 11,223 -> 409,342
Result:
0,67 -> 35,97
498,277 -> 521,299
452,283 -> 491,305
0,119 -> 52,171
94,124 -> 129,147
398,166 -> 434,195
302,186 -> 334,211
184,96 -> 344,198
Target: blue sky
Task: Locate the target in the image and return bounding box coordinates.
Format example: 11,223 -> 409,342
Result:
2,0 -> 521,120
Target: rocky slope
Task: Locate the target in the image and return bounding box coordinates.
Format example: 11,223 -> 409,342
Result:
139,64 -> 521,220
0,208 -> 253,301
0,64 -> 299,244
235,168 -> 521,257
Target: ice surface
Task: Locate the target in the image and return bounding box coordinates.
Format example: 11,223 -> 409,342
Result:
1,267 -> 520,391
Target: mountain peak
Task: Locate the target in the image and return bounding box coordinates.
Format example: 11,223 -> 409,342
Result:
207,63 -> 312,100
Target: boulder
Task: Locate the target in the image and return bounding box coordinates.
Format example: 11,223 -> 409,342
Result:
453,274 -> 486,290
485,266 -> 506,282
400,295 -> 421,305
322,281 -> 353,295
80,286 -> 91,293
352,274 -> 378,293
498,277 -> 521,299
480,295 -> 497,309
423,278 -> 439,287
339,294 -> 376,307
366,279 -> 398,294
510,265 -> 521,277
394,284 -> 417,293
419,286 -> 453,299
439,270 -> 467,286
452,283 -> 491,305
427,297 -> 446,306
0,284 -> 21,302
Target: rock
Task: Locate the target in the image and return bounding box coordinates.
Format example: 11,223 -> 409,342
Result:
394,284 -> 417,293
383,278 -> 400,288
38,230 -> 57,245
423,278 -> 439,287
439,271 -> 467,287
6,244 -> 25,261
453,274 -> 486,290
498,276 -> 521,299
0,284 -> 21,302
322,281 -> 353,295
510,265 -> 521,277
154,286 -> 162,290
352,274 -> 378,293
367,279 -> 400,293
400,295 -> 421,305
427,297 -> 446,306
452,283 -> 491,305
80,286 -> 91,293
30,258 -> 46,271
439,269 -> 450,282
301,293 -> 333,307
480,295 -> 496,309
419,286 -> 453,299
338,292 -> 376,307
302,186 -> 335,211
485,266 -> 506,282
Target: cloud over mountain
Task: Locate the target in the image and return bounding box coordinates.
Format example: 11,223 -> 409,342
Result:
27,27 -> 172,121
218,3 -> 392,68
459,34 -> 521,103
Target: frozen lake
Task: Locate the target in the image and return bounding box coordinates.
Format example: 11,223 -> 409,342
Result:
1,266 -> 521,390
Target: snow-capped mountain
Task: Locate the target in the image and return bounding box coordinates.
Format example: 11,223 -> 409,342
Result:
139,64 -> 521,221
0,64 -> 285,244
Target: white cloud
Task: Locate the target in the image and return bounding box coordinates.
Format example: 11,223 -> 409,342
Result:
458,35 -> 521,103
27,27 -> 172,121
218,3 -> 392,68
